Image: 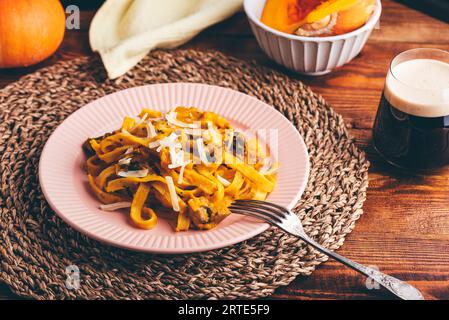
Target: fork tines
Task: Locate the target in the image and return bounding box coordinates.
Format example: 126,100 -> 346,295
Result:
229,199 -> 289,224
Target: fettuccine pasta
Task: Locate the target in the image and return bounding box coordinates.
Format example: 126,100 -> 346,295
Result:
83,107 -> 278,231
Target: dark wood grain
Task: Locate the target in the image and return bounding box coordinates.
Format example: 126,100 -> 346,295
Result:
1,0 -> 449,300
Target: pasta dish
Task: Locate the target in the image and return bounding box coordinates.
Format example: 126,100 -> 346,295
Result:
83,107 -> 278,231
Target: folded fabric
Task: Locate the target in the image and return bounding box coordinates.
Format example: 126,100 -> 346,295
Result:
90,0 -> 243,79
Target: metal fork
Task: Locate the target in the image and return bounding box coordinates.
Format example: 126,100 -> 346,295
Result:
230,199 -> 424,300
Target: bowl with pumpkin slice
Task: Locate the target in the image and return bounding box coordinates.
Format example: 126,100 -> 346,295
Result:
244,0 -> 381,75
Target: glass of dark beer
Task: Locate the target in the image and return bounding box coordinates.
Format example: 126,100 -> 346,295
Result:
373,48 -> 449,170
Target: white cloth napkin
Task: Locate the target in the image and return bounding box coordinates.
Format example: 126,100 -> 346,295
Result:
90,0 -> 243,79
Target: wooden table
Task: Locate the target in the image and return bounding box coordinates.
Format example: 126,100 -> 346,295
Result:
1,0 -> 448,300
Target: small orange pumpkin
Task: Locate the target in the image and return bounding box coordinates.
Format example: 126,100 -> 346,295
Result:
0,0 -> 66,68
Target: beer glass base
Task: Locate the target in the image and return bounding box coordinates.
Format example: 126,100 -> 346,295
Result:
372,138 -> 448,173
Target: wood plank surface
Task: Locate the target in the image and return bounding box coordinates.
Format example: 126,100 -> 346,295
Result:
1,0 -> 449,300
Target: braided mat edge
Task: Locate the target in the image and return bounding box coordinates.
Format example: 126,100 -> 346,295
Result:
0,49 -> 369,299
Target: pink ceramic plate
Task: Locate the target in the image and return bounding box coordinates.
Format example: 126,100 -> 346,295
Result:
39,83 -> 309,253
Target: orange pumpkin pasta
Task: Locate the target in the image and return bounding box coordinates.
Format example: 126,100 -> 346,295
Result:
83,107 -> 278,231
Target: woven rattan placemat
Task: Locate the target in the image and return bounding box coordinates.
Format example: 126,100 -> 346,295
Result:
0,49 -> 369,299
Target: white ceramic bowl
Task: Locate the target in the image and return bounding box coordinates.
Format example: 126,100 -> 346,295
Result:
244,0 -> 382,75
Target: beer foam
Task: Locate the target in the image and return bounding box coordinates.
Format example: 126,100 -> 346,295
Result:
384,59 -> 449,117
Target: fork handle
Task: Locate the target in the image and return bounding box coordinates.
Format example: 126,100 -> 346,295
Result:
297,235 -> 424,300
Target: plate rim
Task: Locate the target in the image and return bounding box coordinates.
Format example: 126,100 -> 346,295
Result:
39,83 -> 310,253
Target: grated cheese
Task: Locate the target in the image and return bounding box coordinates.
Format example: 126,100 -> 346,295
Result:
165,176 -> 180,212
259,159 -> 278,175
216,174 -> 231,187
184,128 -> 203,136
99,202 -> 131,211
157,132 -> 179,151
118,157 -> 132,165
166,111 -> 200,129
168,148 -> 187,169
146,121 -> 157,139
156,133 -> 188,171
258,159 -> 271,174
117,168 -> 149,178
130,113 -> 148,131
148,141 -> 160,149
262,166 -> 278,175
